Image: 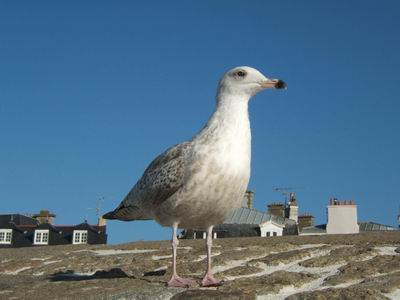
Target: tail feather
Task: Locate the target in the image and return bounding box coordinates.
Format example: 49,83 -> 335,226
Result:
102,210 -> 118,220
102,205 -> 151,221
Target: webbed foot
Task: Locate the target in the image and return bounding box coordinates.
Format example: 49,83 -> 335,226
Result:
201,273 -> 224,287
167,275 -> 197,288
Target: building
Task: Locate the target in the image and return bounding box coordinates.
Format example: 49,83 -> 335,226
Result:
285,193 -> 299,223
326,199 -> 359,234
0,211 -> 107,248
267,203 -> 285,218
300,222 -> 399,235
299,198 -> 398,235
183,207 -> 297,239
182,191 -> 298,239
298,214 -> 315,231
358,222 -> 398,231
32,210 -> 56,224
259,219 -> 285,237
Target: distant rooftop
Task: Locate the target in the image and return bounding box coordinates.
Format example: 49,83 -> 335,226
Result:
300,222 -> 398,235
359,222 -> 398,231
224,207 -> 296,226
300,224 -> 326,234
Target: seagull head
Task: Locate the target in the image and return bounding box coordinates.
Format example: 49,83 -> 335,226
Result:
217,66 -> 287,100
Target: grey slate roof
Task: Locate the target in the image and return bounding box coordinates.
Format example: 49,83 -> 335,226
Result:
359,222 -> 398,231
300,222 -> 399,235
213,224 -> 260,238
223,207 -> 287,225
0,214 -> 38,226
300,224 -> 327,234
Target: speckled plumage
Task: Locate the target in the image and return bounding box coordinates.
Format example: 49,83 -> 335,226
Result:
103,66 -> 286,287
103,66 -> 285,230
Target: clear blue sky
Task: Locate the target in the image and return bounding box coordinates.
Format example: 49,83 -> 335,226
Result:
1,1 -> 399,244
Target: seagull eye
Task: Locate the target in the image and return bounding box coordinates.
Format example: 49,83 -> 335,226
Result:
236,71 -> 246,78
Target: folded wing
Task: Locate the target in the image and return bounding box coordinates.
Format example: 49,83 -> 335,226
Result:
103,142 -> 191,221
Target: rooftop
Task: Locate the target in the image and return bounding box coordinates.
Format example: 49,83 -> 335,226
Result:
224,206 -> 296,226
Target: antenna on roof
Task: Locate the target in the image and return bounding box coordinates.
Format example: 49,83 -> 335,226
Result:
272,186 -> 304,205
87,196 -> 105,222
95,197 -> 104,217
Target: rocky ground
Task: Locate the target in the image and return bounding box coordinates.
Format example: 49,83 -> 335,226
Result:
1,232 -> 400,299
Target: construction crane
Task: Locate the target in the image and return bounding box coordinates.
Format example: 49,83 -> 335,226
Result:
272,186 -> 303,205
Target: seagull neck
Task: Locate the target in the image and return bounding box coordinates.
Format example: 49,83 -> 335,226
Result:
214,95 -> 249,122
198,94 -> 250,138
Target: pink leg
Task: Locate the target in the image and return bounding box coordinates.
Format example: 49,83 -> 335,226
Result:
167,223 -> 196,288
201,226 -> 223,287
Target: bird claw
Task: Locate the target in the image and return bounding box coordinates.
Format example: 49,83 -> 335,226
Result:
167,275 -> 197,288
201,273 -> 224,287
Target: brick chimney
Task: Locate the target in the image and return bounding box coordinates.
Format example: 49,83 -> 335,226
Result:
242,190 -> 254,209
98,216 -> 106,227
298,214 -> 314,230
32,210 -> 56,225
267,203 -> 285,218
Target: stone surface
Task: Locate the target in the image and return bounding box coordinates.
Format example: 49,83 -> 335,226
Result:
324,255 -> 400,286
220,271 -> 319,295
285,287 -> 390,300
0,232 -> 400,299
299,245 -> 376,268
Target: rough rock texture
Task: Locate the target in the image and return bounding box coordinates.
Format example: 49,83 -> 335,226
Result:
219,271 -> 318,295
285,287 -> 390,300
324,255 -> 400,286
299,245 -> 376,268
0,232 -> 400,299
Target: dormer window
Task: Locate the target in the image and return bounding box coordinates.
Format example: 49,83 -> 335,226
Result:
0,229 -> 12,244
34,230 -> 49,245
73,230 -> 88,244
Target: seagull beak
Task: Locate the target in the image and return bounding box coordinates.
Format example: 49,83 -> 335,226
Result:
260,79 -> 287,90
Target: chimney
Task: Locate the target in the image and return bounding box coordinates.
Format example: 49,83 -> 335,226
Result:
98,216 -> 106,227
267,203 -> 285,218
32,210 -> 56,225
298,214 -> 314,230
242,190 -> 254,209
326,198 -> 359,234
285,193 -> 299,223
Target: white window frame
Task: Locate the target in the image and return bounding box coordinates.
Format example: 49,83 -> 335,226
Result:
0,229 -> 13,244
73,230 -> 88,244
34,230 -> 49,245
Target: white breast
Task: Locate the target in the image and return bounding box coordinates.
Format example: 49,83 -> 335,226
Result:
154,95 -> 252,228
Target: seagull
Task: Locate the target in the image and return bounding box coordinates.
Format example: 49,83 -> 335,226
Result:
103,66 -> 286,287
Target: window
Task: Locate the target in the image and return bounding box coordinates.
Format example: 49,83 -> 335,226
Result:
73,230 -> 88,244
0,229 -> 12,244
34,230 -> 49,245
273,232 -> 277,236
266,232 -> 270,237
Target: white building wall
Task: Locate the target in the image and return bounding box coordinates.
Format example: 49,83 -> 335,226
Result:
259,221 -> 284,237
326,205 -> 359,234
288,205 -> 298,223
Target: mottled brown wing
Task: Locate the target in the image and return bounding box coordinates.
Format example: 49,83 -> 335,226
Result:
103,142 -> 191,221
